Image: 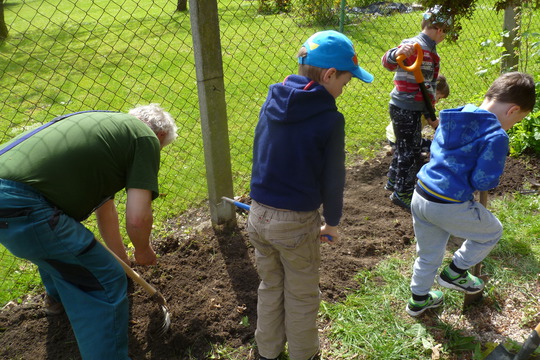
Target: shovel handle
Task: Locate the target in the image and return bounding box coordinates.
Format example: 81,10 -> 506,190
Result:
479,191 -> 488,207
470,191 -> 489,277
396,43 -> 424,83
396,43 -> 437,122
514,324 -> 540,360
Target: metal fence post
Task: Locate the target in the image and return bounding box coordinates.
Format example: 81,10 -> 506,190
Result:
189,0 -> 236,226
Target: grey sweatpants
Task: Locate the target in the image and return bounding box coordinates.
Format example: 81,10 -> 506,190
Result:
247,201 -> 321,360
410,190 -> 503,296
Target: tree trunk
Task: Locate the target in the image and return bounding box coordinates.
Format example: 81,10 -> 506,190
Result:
502,3 -> 520,72
0,0 -> 9,41
176,0 -> 187,12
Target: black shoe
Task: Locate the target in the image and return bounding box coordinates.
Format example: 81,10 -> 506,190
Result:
384,179 -> 395,191
44,294 -> 64,316
390,191 -> 412,212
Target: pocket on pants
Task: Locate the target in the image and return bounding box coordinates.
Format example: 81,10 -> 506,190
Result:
0,208 -> 40,258
264,218 -> 315,249
0,208 -> 32,226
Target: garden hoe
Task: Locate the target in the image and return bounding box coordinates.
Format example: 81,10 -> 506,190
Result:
221,196 -> 251,211
101,242 -> 171,335
462,190 -> 490,309
485,321 -> 540,359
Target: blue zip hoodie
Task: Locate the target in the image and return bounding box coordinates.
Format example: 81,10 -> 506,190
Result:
250,75 -> 345,226
417,104 -> 509,202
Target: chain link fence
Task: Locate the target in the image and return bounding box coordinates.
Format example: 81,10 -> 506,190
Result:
1,0 -> 538,304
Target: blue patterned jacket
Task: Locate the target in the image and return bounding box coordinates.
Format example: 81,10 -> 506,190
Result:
417,104 -> 508,202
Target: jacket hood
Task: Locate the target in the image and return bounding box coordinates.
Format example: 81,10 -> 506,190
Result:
436,104 -> 502,150
261,74 -> 337,124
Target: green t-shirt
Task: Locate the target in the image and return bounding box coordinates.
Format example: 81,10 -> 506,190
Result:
0,111 -> 161,221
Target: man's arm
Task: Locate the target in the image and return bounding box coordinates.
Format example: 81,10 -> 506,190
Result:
95,199 -> 131,264
125,188 -> 157,265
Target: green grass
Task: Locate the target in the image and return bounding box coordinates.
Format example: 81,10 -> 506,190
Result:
0,250 -> 42,305
311,193 -> 540,360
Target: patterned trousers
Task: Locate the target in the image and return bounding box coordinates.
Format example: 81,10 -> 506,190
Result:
387,104 -> 424,193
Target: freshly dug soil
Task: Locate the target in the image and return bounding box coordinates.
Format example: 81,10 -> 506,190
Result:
1,153 -> 538,360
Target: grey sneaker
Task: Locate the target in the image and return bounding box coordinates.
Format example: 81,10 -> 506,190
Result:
437,266 -> 485,294
406,290 -> 444,317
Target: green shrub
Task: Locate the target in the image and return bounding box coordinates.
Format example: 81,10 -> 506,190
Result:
258,0 -> 292,14
293,0 -> 340,26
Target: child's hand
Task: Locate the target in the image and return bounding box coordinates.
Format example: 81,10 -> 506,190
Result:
396,43 -> 417,59
429,118 -> 439,129
320,224 -> 339,243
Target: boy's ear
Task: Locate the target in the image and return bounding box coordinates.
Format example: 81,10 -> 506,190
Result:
507,104 -> 522,117
321,68 -> 337,83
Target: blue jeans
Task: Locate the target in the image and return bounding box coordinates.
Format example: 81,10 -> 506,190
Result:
0,179 -> 129,360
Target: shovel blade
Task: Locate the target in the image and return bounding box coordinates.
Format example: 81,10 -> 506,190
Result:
484,344 -> 515,360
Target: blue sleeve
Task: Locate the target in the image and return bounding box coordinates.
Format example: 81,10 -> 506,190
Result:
471,135 -> 508,191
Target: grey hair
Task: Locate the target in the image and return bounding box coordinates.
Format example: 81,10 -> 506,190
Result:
128,103 -> 178,147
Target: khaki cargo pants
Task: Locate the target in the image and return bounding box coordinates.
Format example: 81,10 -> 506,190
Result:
247,200 -> 321,360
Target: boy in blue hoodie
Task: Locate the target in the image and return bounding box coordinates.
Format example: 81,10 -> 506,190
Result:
248,30 -> 373,360
406,72 -> 536,317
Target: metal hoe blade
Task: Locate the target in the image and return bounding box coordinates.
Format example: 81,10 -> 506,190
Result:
101,242 -> 171,336
151,292 -> 171,335
158,305 -> 171,336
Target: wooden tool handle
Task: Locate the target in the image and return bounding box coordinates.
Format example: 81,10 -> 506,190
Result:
100,242 -> 158,297
479,191 -> 488,207
470,191 -> 489,277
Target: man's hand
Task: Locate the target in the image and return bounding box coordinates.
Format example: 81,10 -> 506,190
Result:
134,245 -> 157,265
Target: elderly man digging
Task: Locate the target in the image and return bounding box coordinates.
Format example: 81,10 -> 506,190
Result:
0,104 -> 177,359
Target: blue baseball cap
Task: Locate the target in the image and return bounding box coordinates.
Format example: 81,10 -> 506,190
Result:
298,30 -> 374,83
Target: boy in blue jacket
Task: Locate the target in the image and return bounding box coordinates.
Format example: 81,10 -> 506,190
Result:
248,30 -> 373,360
406,72 -> 536,316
